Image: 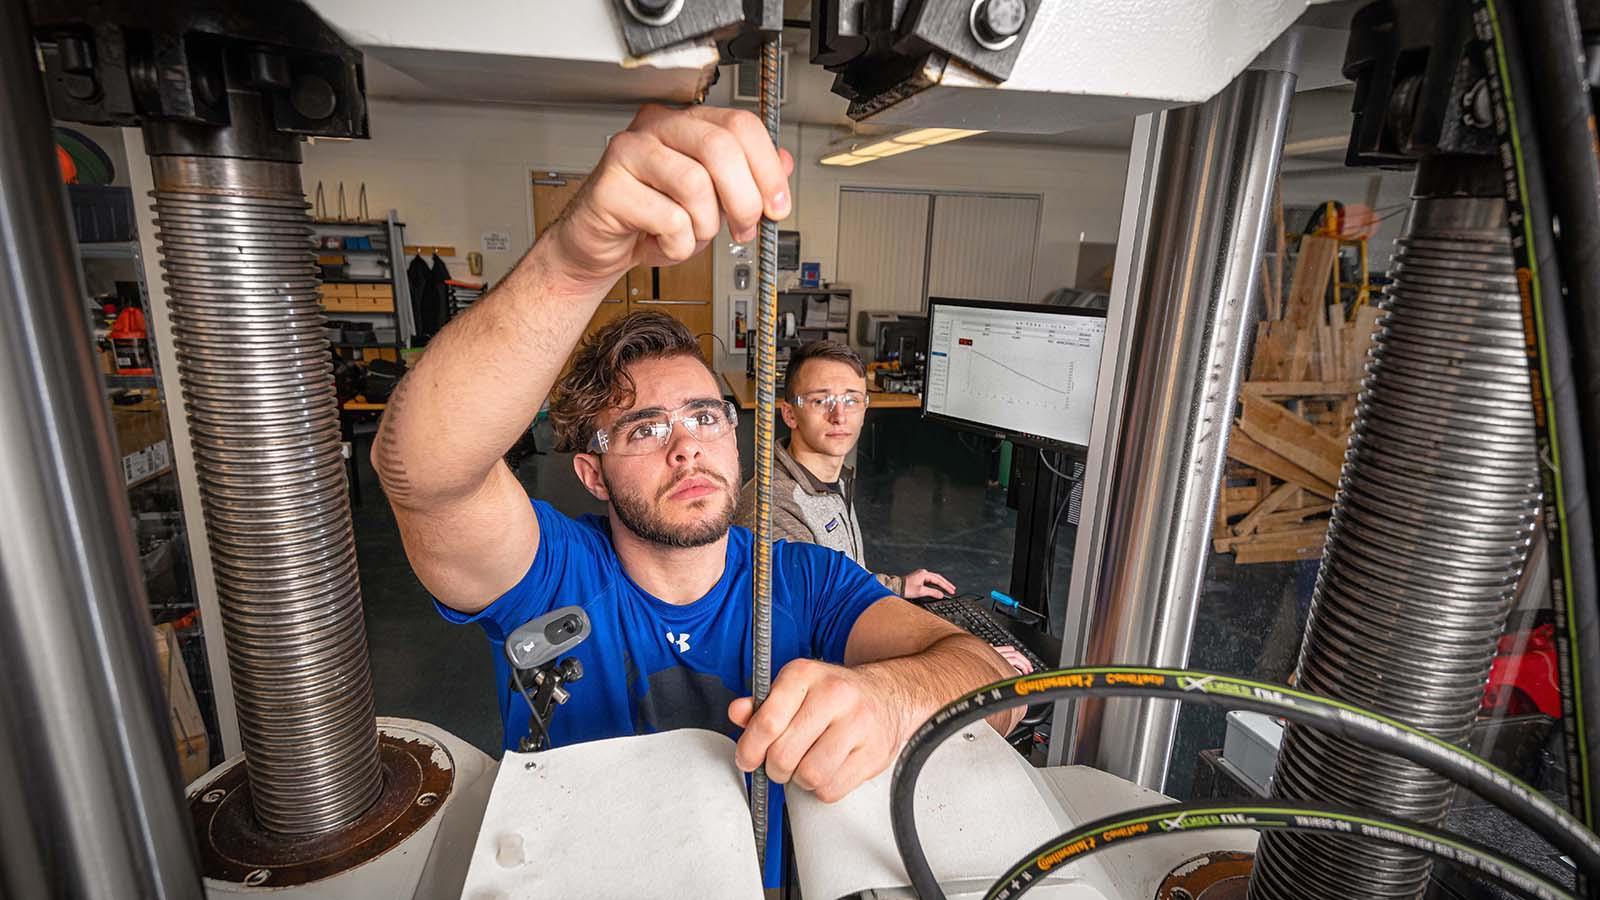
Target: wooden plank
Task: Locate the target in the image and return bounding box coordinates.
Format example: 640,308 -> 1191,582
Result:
1236,538 -> 1327,564
1240,380 -> 1361,398
1233,482 -> 1299,536
1238,395 -> 1346,486
1272,183 -> 1286,319
1329,314 -> 1344,381
1321,321 -> 1332,381
1253,503 -> 1333,532
1228,427 -> 1337,499
1214,523 -> 1327,553
1223,486 -> 1271,518
1349,304 -> 1381,381
1224,485 -> 1266,506
1288,329 -> 1313,381
1250,322 -> 1279,380
1260,257 -> 1275,319
1287,235 -> 1339,329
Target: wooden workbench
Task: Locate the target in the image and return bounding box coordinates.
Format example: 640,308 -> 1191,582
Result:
718,370 -> 922,412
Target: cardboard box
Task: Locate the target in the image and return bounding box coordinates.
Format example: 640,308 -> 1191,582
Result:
121,440 -> 171,485
112,399 -> 171,485
355,282 -> 393,298
113,398 -> 164,454
152,623 -> 210,785
322,282 -> 358,298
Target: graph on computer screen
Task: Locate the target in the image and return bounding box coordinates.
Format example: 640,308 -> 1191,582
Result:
925,301 -> 1105,446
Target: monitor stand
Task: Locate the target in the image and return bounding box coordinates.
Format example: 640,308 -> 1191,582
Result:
1006,443 -> 1083,636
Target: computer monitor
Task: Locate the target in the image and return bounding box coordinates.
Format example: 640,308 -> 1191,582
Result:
922,297 -> 1107,449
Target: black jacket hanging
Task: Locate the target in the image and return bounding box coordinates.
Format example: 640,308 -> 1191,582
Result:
407,253 -> 451,344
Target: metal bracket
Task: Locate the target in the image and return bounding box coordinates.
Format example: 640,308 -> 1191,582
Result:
1342,0 -> 1496,166
28,0 -> 367,139
612,0 -> 748,58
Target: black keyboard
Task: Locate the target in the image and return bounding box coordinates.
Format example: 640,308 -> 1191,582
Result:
920,595 -> 1050,673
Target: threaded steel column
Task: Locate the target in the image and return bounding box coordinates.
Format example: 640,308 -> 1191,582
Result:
149,155 -> 382,834
1250,191 -> 1540,899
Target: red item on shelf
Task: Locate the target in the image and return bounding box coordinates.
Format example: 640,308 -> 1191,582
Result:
110,306 -> 154,375
57,144 -> 78,184
1483,623 -> 1562,718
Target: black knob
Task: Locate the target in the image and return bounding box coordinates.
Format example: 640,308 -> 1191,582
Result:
972,0 -> 1027,46
559,657 -> 584,682
291,75 -> 337,120
58,36 -> 94,74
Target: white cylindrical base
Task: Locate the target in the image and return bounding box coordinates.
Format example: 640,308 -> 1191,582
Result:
195,717 -> 495,899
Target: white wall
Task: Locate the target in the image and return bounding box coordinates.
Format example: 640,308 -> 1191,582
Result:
767,123 -> 1131,302
300,100 -> 634,285
299,97 -> 1135,367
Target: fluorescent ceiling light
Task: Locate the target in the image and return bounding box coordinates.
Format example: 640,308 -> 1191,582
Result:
819,127 -> 986,166
819,151 -> 873,166
895,127 -> 984,146
856,141 -> 920,158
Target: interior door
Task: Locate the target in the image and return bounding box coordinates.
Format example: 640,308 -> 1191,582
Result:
657,248 -> 712,300
534,173 -> 629,302
532,173 -> 713,363
632,299 -> 713,363
533,173 -> 627,338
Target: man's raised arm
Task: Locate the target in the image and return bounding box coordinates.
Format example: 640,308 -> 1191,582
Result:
372,105 -> 792,612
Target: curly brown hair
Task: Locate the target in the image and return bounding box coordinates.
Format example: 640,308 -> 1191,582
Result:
549,311 -> 711,452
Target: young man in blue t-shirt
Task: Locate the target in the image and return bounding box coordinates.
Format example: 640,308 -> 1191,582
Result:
372,103 -> 1020,884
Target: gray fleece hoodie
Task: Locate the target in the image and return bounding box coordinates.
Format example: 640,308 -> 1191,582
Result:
734,440 -> 903,596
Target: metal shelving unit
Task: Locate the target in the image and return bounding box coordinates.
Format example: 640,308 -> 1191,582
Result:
312,208 -> 415,348
75,210 -> 223,771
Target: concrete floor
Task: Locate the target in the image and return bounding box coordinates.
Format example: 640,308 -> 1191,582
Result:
350,409 -> 1309,799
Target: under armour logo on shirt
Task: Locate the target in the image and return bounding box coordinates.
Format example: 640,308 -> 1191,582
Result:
665,631 -> 691,653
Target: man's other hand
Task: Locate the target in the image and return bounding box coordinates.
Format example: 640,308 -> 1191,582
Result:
900,569 -> 956,600
994,645 -> 1034,675
728,658 -> 903,803
542,104 -> 794,294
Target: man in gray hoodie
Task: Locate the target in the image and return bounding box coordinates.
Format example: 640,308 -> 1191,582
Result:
735,340 -> 954,599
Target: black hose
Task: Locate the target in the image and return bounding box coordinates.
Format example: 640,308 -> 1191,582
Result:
983,800 -> 1573,900
1476,0 -> 1600,841
888,667 -> 1600,900
1518,0 -> 1600,534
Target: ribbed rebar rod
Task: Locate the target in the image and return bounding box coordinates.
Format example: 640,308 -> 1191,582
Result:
752,31 -> 784,864
748,31 -> 782,867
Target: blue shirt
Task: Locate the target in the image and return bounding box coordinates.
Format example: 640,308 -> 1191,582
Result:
436,499 -> 892,886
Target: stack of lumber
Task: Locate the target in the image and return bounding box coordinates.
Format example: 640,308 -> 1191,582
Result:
1215,233 -> 1382,564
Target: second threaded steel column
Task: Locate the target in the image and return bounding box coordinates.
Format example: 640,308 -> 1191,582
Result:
1250,179 -> 1541,900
